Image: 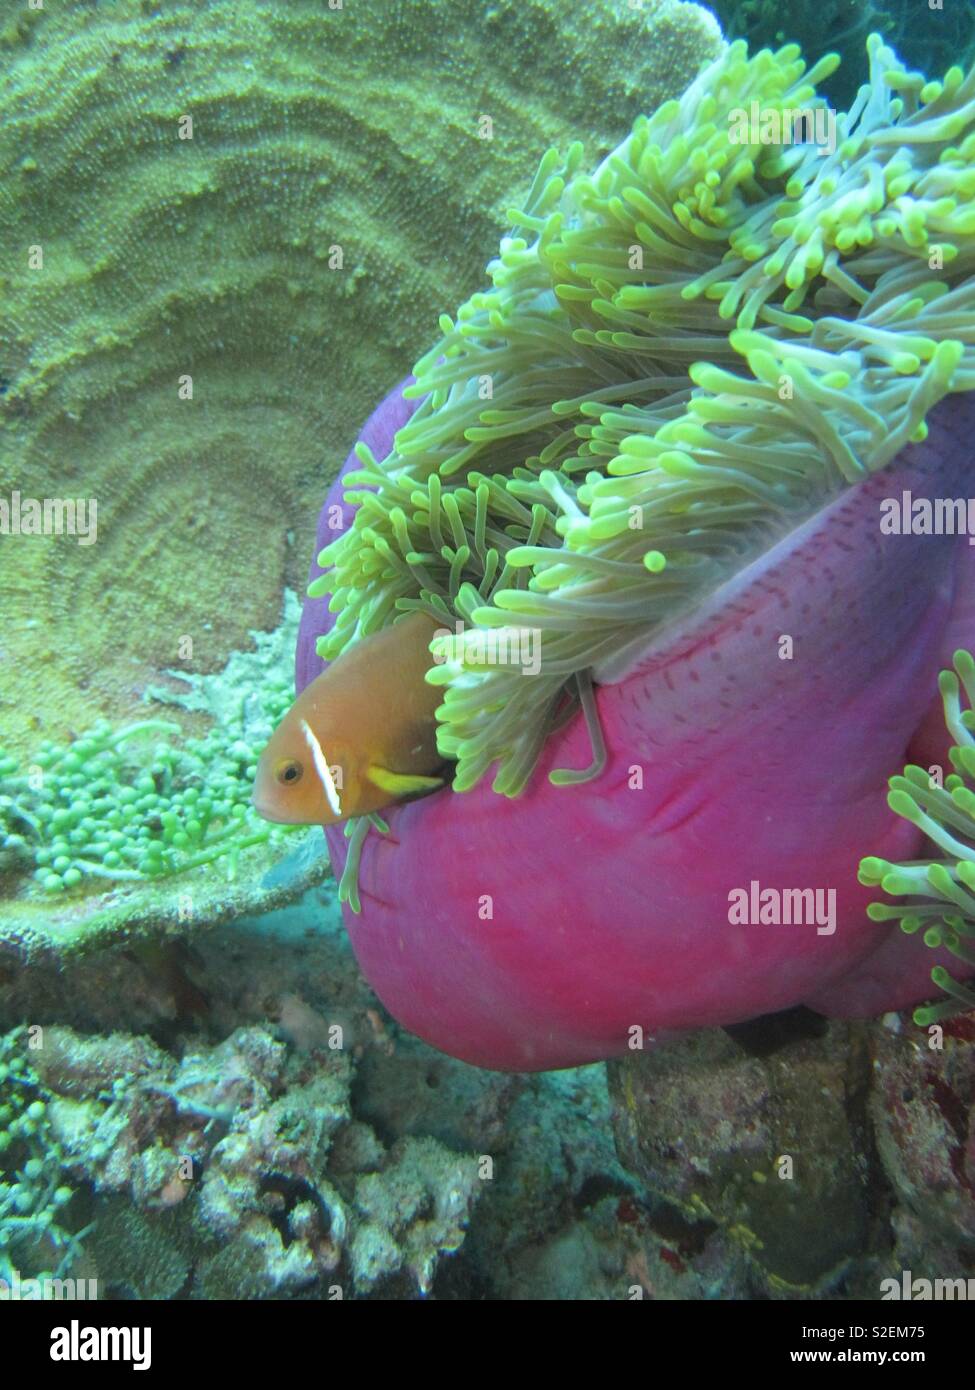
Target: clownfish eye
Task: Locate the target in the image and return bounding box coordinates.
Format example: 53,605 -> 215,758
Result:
275,758 -> 303,786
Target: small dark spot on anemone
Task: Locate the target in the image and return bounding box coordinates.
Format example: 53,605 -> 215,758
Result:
165,45 -> 187,67
0,377 -> 9,395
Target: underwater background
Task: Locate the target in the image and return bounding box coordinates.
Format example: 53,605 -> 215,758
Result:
2,0 -> 975,1302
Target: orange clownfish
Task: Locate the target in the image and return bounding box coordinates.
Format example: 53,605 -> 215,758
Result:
252,611 -> 446,826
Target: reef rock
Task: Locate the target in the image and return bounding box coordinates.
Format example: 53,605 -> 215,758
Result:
869,1014 -> 975,1248
608,1018 -> 875,1293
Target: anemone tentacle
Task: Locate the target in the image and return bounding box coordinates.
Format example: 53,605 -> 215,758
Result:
860,649 -> 975,1023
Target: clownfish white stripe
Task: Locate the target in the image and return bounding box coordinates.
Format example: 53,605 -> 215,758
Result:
300,718 -> 343,818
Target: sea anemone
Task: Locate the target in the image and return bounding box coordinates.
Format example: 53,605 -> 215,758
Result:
315,35 -> 975,800
296,33 -> 975,1070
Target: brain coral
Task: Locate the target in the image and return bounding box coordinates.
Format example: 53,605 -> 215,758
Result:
0,0 -> 722,756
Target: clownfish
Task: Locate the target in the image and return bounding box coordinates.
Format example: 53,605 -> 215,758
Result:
252,611 -> 446,826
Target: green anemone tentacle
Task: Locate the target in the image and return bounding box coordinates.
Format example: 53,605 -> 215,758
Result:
860,650 -> 975,1024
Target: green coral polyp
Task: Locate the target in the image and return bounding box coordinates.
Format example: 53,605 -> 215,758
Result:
859,650 -> 975,1024
0,1027 -> 83,1285
0,595 -> 320,906
316,35 -> 975,798
0,705 -> 295,899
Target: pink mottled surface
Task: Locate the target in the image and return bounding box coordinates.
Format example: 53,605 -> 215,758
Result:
298,385 -> 975,1071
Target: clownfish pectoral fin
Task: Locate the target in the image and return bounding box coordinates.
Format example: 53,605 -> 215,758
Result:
366,765 -> 443,797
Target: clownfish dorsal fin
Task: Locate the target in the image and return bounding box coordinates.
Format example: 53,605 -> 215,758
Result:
366,765 -> 443,796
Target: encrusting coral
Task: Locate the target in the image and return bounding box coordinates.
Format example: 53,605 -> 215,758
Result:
317,34 -> 975,799
0,0 -> 722,755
